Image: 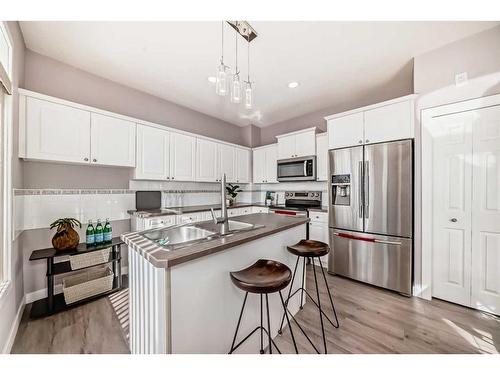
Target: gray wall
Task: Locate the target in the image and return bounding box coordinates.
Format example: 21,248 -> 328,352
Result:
0,21 -> 25,353
22,50 -> 251,189
258,60 -> 414,145
414,25 -> 500,94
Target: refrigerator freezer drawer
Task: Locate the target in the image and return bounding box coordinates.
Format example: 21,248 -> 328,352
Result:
328,229 -> 412,295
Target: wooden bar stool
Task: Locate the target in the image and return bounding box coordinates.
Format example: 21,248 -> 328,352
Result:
228,259 -> 301,354
278,239 -> 340,354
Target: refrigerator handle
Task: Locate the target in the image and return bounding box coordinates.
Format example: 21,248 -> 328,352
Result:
364,160 -> 369,219
358,161 -> 363,218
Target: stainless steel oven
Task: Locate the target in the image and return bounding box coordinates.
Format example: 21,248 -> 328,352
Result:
277,156 -> 316,182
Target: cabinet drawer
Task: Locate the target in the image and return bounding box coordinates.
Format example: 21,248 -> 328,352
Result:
309,211 -> 328,223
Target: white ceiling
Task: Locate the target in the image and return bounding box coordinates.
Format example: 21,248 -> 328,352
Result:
20,21 -> 499,127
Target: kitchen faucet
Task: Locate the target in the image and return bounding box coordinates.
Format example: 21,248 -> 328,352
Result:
210,173 -> 230,234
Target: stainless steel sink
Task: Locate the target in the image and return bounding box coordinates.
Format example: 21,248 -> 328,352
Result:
226,220 -> 255,231
142,225 -> 216,246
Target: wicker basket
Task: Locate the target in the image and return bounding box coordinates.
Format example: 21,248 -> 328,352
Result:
62,267 -> 114,305
69,247 -> 112,270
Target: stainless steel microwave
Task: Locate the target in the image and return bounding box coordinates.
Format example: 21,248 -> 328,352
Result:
277,156 -> 316,182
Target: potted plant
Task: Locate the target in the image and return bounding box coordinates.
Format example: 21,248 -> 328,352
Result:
225,183 -> 243,207
50,218 -> 82,251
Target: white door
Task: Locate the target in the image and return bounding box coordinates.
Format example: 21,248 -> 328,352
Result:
471,105 -> 500,315
432,111 -> 473,307
363,100 -> 413,144
234,148 -> 250,183
196,138 -> 218,182
265,145 -> 278,183
316,133 -> 328,181
134,125 -> 170,180
253,148 -> 266,183
327,112 -> 364,149
277,135 -> 295,159
218,143 -> 235,182
26,97 -> 91,164
90,113 -> 136,167
170,132 -> 196,181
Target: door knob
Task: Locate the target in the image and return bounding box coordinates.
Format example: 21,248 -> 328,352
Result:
450,218 -> 457,222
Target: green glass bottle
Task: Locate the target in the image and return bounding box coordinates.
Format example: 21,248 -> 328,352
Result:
103,218 -> 112,244
86,220 -> 95,246
94,219 -> 104,245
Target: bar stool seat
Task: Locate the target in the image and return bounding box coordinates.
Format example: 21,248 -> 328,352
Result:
230,259 -> 292,294
287,239 -> 329,258
228,259 -> 301,354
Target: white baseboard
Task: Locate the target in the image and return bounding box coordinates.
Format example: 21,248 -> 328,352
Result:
2,295 -> 25,354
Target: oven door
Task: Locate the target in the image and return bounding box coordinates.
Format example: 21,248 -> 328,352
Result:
277,156 -> 316,181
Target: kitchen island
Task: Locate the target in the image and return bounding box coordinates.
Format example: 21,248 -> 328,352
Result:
121,213 -> 308,354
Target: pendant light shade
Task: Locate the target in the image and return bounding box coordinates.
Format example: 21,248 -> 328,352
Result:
216,63 -> 229,96
244,81 -> 253,109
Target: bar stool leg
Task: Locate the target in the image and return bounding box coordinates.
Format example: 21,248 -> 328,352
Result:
320,261 -> 340,328
229,292 -> 248,354
279,290 -> 299,354
260,294 -> 264,354
265,294 -> 272,354
277,256 -> 300,334
311,257 -> 328,354
300,257 -> 306,308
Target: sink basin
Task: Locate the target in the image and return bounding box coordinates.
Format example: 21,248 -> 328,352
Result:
142,225 -> 216,246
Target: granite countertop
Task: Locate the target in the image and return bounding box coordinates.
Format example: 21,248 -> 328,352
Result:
121,213 -> 309,268
127,202 -> 268,217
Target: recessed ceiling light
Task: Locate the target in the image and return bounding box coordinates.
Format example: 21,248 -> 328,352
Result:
207,76 -> 217,83
288,81 -> 299,88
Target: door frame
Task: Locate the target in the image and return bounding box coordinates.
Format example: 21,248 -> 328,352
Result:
420,92 -> 500,301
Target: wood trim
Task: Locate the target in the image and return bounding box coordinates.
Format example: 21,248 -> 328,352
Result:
275,126 -> 317,139
420,92 -> 500,302
324,94 -> 417,121
18,89 -> 252,151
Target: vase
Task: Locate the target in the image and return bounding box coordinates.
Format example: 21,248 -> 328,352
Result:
52,224 -> 80,251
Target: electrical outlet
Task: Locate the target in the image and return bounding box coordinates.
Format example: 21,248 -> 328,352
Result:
455,72 -> 468,87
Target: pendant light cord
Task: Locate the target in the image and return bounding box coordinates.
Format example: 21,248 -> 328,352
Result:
235,32 -> 238,75
221,21 -> 224,65
247,34 -> 250,82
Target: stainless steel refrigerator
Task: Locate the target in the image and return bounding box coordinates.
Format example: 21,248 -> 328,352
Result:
328,139 -> 413,295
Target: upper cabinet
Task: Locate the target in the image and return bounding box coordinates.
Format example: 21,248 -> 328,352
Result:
253,144 -> 278,184
218,143 -> 235,182
276,127 -> 317,160
196,138 -> 219,182
90,113 -> 136,167
326,95 -> 415,149
134,124 -> 170,180
24,97 -> 91,164
170,132 -> 196,181
234,148 -> 250,184
316,133 -> 328,181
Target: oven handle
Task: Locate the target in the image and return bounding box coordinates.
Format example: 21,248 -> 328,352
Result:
332,232 -> 401,245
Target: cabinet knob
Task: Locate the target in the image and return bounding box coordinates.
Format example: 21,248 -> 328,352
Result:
92,158 -> 97,162
172,177 -> 175,180
450,218 -> 458,222
166,177 -> 170,180
358,140 -> 362,144
365,140 -> 370,143
84,157 -> 89,161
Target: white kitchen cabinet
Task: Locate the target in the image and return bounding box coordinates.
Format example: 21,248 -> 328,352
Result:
25,97 -> 91,164
265,144 -> 278,183
276,127 -> 316,159
326,96 -> 415,149
218,143 -> 235,182
364,100 -> 413,144
134,124 -> 170,180
234,148 -> 250,183
196,138 -> 219,182
327,112 -> 364,149
253,144 -> 278,184
252,206 -> 269,214
90,113 -> 136,167
316,133 -> 328,181
309,211 -> 329,267
170,132 -> 196,181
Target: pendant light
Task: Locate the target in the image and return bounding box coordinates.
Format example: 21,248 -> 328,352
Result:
216,21 -> 230,96
244,34 -> 253,110
230,32 -> 242,104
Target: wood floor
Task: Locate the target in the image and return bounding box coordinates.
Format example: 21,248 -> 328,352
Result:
11,265 -> 500,354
